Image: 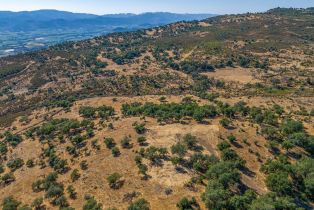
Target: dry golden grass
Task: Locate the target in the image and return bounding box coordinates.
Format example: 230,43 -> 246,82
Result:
3,94 -> 313,209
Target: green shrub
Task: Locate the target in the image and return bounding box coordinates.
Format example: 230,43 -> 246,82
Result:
183,134 -> 198,150
4,132 -> 22,147
189,153 -> 218,173
138,164 -> 148,177
31,197 -> 44,209
2,196 -> 21,210
206,161 -> 240,187
249,192 -> 297,210
134,123 -> 146,134
1,172 -> 16,184
281,120 -> 304,135
45,184 -> 64,200
295,158 -> 314,200
80,161 -> 88,170
83,197 -> 102,210
26,159 -> 34,168
0,164 -> 4,174
67,185 -> 77,199
219,118 -> 231,128
121,136 -> 132,149
228,189 -> 256,210
107,173 -> 123,189
142,146 -> 168,164
221,148 -> 240,162
227,135 -> 237,143
201,179 -> 230,210
111,147 -> 120,157
7,158 -> 24,172
128,198 -> 150,210
104,137 -> 116,149
137,136 -> 147,146
177,197 -> 199,210
79,106 -> 97,118
54,195 -> 68,207
266,172 -> 292,195
217,141 -> 231,151
0,141 -> 8,155
171,143 -> 187,158
180,60 -> 215,74
70,169 -> 80,182
98,105 -> 115,119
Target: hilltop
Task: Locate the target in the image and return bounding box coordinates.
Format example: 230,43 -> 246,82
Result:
0,8 -> 313,210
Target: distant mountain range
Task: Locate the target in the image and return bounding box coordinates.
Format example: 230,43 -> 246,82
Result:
0,10 -> 216,56
0,10 -> 215,31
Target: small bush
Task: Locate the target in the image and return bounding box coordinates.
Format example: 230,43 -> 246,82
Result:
70,169 -> 80,182
80,161 -> 88,170
107,173 -> 123,189
177,197 -> 199,210
227,135 -> 237,143
121,136 -> 132,149
134,123 -> 146,134
1,172 -> 16,184
7,158 -> 24,172
4,132 -> 22,147
2,196 -> 21,210
137,136 -> 147,146
104,137 -> 116,149
26,159 -> 34,168
111,147 -> 120,157
128,198 -> 150,210
220,118 -> 231,128
83,196 -> 102,210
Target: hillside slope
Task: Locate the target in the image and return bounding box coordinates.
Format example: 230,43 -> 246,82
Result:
0,10 -> 215,57
0,8 -> 313,210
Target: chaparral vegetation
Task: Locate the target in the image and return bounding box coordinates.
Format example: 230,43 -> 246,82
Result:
0,7 -> 313,210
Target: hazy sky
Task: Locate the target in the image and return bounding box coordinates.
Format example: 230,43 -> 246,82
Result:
0,0 -> 313,14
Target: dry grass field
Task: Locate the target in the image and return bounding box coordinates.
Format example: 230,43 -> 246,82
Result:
0,7 -> 313,210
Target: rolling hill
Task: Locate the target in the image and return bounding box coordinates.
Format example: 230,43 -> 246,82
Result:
0,10 -> 215,57
0,7 -> 313,210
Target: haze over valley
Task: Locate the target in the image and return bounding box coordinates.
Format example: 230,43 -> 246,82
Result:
0,10 -> 214,57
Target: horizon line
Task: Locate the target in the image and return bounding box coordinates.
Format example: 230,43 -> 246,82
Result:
0,7 -> 310,16
0,9 -> 221,16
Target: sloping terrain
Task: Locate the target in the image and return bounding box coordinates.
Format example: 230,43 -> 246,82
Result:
0,10 -> 215,57
0,8 -> 313,210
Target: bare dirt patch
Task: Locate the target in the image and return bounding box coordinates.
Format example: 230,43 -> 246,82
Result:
203,67 -> 260,84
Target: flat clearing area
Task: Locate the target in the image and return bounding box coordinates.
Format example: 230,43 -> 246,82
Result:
203,67 -> 260,84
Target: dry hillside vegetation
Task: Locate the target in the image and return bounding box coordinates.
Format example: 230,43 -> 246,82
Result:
0,8 -> 313,210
